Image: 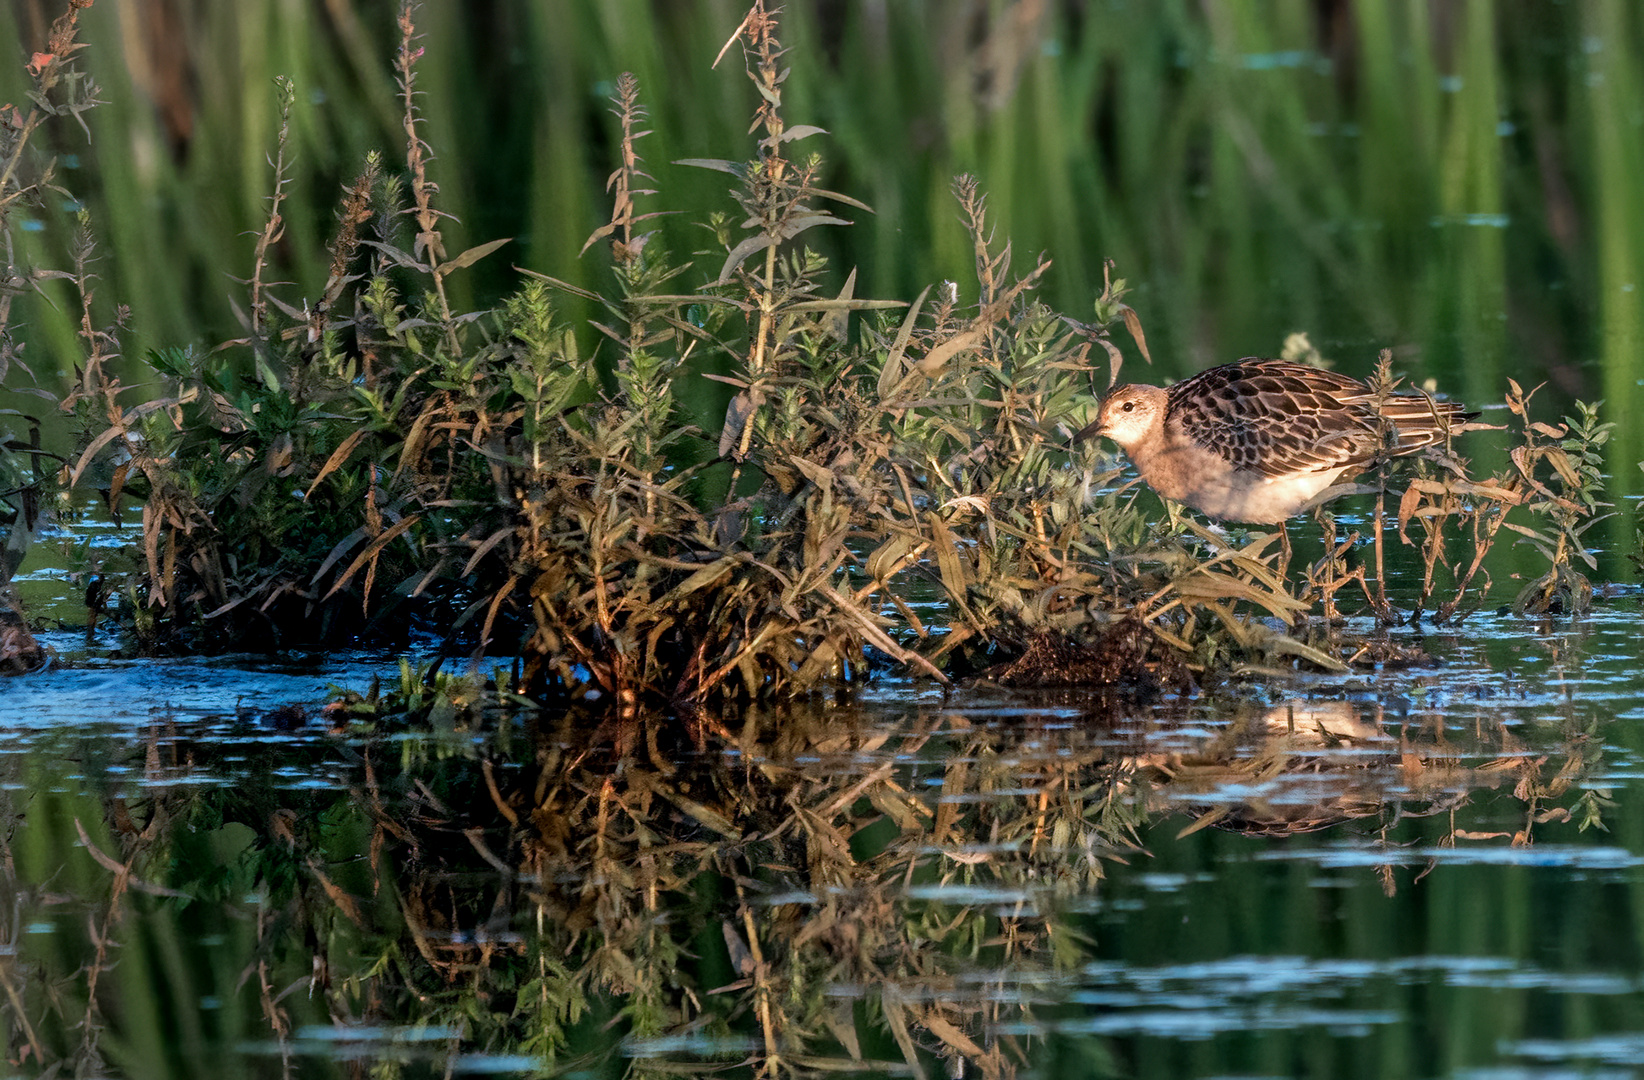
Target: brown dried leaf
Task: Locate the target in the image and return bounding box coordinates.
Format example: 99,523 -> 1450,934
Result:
712,233 -> 774,285
73,818 -> 189,898
264,431 -> 295,477
877,284 -> 930,401
865,533 -> 919,583
1120,303 -> 1152,364
440,236 -> 512,274
322,514 -> 422,599
722,921 -> 755,976
657,556 -> 740,607
1097,337 -> 1125,390
359,239 -> 431,274
719,389 -> 761,459
663,791 -> 742,840
308,860 -> 366,927
795,806 -> 855,866
673,157 -> 744,176
69,423 -> 131,487
914,326 -> 983,376
312,526 -> 368,585
307,428 -> 369,493
772,213 -> 850,241
1397,482 -> 1424,543
790,455 -> 834,494
1177,805 -> 1232,837
779,123 -> 828,143
927,512 -> 972,621
462,525 -> 517,577
923,1010 -> 984,1058
821,1002 -> 862,1060
880,990 -> 926,1080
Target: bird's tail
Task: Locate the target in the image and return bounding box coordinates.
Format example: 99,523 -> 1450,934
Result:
1379,394 -> 1477,453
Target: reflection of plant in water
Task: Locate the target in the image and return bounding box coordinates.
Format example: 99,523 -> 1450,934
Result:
316,701 -> 1156,1077
0,696 -> 1154,1076
0,673 -> 1622,1076
1131,687 -> 1613,866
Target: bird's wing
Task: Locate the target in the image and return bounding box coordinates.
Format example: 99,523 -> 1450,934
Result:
1169,360 -> 1380,479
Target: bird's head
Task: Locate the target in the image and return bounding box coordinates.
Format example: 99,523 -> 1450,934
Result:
1076,384 -> 1167,452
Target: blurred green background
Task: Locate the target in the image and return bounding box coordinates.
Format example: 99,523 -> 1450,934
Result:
3,0 -> 1641,542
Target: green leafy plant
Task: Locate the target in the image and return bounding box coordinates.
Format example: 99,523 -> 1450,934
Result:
1502,386 -> 1612,615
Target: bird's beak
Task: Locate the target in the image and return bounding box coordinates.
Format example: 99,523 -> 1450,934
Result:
1073,416 -> 1106,444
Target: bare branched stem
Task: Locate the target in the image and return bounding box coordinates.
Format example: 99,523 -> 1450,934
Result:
249,76 -> 296,343
324,155 -> 379,311
612,73 -> 643,255
1,0 -> 102,368
1367,349 -> 1396,622
737,1 -> 788,465
395,0 -> 458,353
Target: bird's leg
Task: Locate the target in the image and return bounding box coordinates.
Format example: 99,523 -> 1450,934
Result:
1312,506 -> 1337,622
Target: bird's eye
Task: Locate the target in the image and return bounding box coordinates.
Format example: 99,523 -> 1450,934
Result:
1122,401 -> 1136,412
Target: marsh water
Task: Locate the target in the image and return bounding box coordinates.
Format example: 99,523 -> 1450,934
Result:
9,524 -> 1644,1078
10,3 -> 1644,1078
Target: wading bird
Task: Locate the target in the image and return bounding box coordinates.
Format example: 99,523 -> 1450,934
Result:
1075,357 -> 1474,524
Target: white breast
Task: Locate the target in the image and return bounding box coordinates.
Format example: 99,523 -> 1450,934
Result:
1192,469 -> 1350,524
